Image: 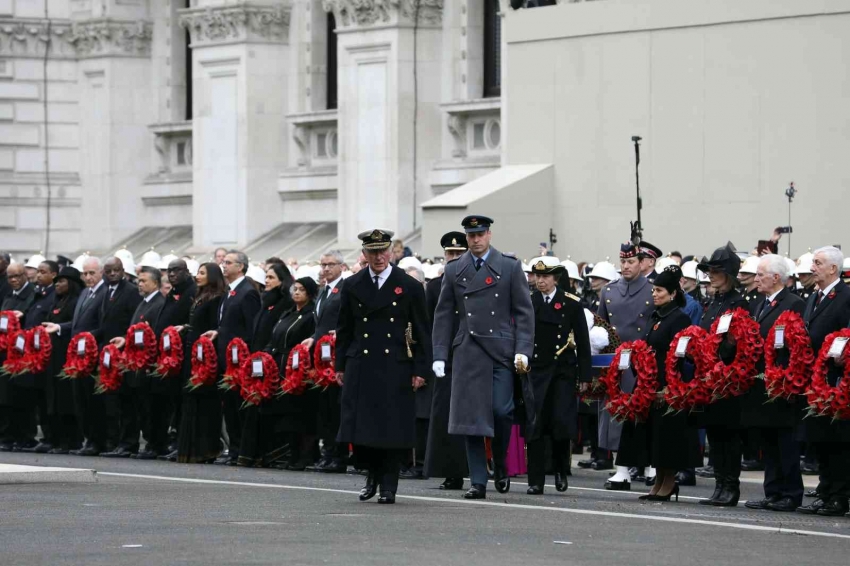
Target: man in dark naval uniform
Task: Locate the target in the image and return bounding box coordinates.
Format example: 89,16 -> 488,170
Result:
432,215 -> 535,500
638,241 -> 663,283
335,229 -> 431,504
526,257 -> 591,495
423,231 -> 469,491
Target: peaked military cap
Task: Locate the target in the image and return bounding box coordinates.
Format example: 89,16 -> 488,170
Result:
461,215 -> 494,234
530,256 -> 565,275
638,241 -> 662,259
357,228 -> 395,251
440,231 -> 468,252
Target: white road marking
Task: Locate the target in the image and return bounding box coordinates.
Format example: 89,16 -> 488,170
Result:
122,545 -> 143,548
99,472 -> 849,541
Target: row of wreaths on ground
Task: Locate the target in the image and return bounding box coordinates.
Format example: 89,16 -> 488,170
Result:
583,308 -> 850,423
0,312 -> 337,408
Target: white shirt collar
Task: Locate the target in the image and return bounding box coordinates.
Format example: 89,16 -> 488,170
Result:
766,289 -> 783,303
819,278 -> 840,298
326,275 -> 343,290
91,279 -> 105,293
143,291 -> 158,303
229,276 -> 245,291
368,266 -> 391,283
14,281 -> 29,295
544,289 -> 557,302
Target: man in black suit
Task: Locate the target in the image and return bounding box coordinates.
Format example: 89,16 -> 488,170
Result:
302,250 -> 347,473
335,229 -> 431,504
204,250 -> 260,465
743,255 -> 806,513
92,257 -> 142,454
797,246 -> 850,517
102,266 -> 165,458
43,256 -> 107,456
153,259 -> 198,461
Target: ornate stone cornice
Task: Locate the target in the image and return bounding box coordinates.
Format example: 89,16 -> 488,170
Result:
69,19 -> 153,58
0,18 -> 152,59
323,0 -> 443,30
179,2 -> 292,47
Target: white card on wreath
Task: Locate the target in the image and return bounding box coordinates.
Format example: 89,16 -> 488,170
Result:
774,326 -> 785,349
163,334 -> 171,351
134,330 -> 144,346
618,350 -> 631,370
231,346 -> 239,364
321,343 -> 332,362
15,335 -> 25,352
33,332 -> 40,350
77,338 -> 86,356
675,336 -> 690,358
0,315 -> 8,332
103,351 -> 111,368
292,351 -> 300,370
828,337 -> 849,359
197,344 -> 204,360
252,359 -> 263,377
716,313 -> 733,334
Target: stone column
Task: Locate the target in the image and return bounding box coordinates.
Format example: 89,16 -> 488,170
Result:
70,2 -> 155,250
323,0 -> 443,248
180,0 -> 291,249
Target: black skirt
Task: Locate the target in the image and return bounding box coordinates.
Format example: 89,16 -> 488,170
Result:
177,388 -> 222,464
616,405 -> 703,469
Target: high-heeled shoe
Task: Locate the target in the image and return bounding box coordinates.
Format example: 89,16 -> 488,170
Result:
648,484 -> 679,502
638,493 -> 655,501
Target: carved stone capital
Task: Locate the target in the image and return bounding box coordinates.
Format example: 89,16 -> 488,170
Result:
323,0 -> 443,30
0,18 -> 76,58
69,19 -> 153,58
179,2 -> 292,47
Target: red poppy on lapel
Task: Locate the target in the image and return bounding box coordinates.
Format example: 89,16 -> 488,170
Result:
267,306 -> 274,311
485,277 -> 493,285
828,290 -> 836,299
173,295 -> 180,301
229,290 -> 237,297
554,303 -> 562,310
653,323 -> 660,331
394,287 -> 403,295
140,315 -> 145,321
770,300 -> 777,307
52,309 -> 60,315
332,287 -> 340,294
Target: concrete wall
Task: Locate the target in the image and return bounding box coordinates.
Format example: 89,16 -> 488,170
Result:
503,0 -> 850,262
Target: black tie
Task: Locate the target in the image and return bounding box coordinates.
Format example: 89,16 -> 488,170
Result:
815,291 -> 824,309
109,286 -> 117,299
475,258 -> 483,271
317,286 -> 330,315
374,275 -> 380,289
545,296 -> 551,304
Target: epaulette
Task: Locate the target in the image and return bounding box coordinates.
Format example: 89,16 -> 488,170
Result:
501,253 -> 518,260
565,292 -> 580,302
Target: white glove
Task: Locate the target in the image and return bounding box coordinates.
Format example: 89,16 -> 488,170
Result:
589,326 -> 610,355
432,361 -> 446,378
514,354 -> 529,372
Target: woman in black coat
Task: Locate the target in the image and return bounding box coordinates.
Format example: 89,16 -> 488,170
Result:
618,266 -> 702,501
250,263 -> 293,352
176,263 -> 224,464
44,267 -> 83,453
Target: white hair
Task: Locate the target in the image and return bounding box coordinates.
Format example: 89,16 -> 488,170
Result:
814,246 -> 844,271
321,250 -> 345,264
405,266 -> 425,283
759,254 -> 791,283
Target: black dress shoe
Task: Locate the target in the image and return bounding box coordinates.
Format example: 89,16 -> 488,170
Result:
225,458 -> 238,466
359,475 -> 378,501
591,459 -> 613,471
741,459 -> 765,472
629,467 -> 642,481
675,471 -> 696,486
745,495 -> 780,510
0,442 -> 12,452
157,450 -> 178,462
27,442 -> 54,454
577,459 -> 594,469
440,478 -> 464,491
48,447 -> 70,455
213,455 -> 230,465
699,483 -> 723,506
101,447 -> 135,458
804,489 -> 819,498
71,445 -> 101,456
463,484 -> 486,500
711,485 -> 740,507
318,459 -> 347,474
555,472 -> 569,492
816,498 -> 849,517
796,498 -> 826,515
604,479 -> 630,491
398,468 -> 421,480
135,450 -> 159,460
766,496 -> 800,513
527,485 -> 544,495
800,461 -> 819,475
377,491 -> 396,504
494,474 -> 510,494
695,465 -> 715,478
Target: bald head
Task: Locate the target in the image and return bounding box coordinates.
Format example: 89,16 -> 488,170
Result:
6,263 -> 26,291
167,259 -> 190,287
103,257 -> 125,285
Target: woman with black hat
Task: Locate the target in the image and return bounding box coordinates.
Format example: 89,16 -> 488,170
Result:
260,277 -> 318,469
617,266 -> 702,501
693,242 -> 748,506
525,257 -> 591,495
43,266 -> 84,453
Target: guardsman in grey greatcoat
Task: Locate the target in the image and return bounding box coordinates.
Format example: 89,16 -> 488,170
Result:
432,215 -> 535,500
595,240 -> 655,490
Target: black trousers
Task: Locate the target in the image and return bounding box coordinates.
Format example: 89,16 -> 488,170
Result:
50,414 -> 82,450
761,427 -> 803,504
146,392 -> 172,454
706,426 -> 742,488
221,388 -> 242,458
527,436 -> 569,487
406,418 -> 429,473
74,378 -> 109,449
814,442 -> 850,501
118,389 -> 147,451
356,446 -> 404,494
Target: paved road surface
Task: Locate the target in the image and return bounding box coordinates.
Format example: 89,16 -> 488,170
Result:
1,452 -> 848,565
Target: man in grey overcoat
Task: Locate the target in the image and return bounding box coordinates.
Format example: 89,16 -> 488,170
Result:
432,215 -> 534,499
595,240 -> 655,490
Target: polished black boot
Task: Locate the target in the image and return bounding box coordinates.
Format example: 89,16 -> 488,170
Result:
699,478 -> 723,506
527,485 -> 544,495
711,479 -> 740,507
359,474 -> 378,501
555,471 -> 569,492
463,484 -> 486,500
